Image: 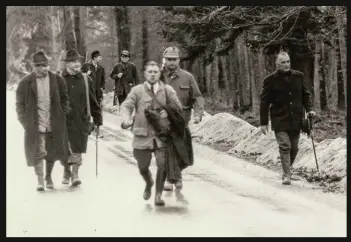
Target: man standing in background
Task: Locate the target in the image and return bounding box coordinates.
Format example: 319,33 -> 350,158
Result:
110,50 -> 139,108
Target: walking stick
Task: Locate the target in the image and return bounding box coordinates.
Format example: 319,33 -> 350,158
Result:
308,114 -> 320,177
96,126 -> 99,178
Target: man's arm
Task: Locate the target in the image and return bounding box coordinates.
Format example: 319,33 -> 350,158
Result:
57,74 -> 70,115
15,78 -> 26,127
133,65 -> 139,85
88,76 -> 103,126
260,77 -> 271,126
165,85 -> 182,111
100,66 -> 105,89
189,74 -> 204,120
120,87 -> 138,127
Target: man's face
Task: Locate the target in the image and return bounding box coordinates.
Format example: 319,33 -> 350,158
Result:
66,59 -> 82,73
33,63 -> 49,77
164,57 -> 180,70
276,55 -> 291,72
95,55 -> 102,63
121,55 -> 129,63
144,65 -> 161,84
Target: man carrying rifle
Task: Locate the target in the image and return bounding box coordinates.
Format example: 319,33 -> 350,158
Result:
110,50 -> 139,108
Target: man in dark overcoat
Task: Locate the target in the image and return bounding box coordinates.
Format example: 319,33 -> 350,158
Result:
110,50 -> 139,107
81,50 -> 105,105
16,50 -> 70,191
60,49 -> 103,186
260,52 -> 316,185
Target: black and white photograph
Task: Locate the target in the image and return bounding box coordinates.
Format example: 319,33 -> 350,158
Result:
6,6 -> 346,237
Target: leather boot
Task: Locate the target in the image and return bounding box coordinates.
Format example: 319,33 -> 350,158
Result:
45,160 -> 55,189
71,164 -> 81,186
163,180 -> 173,191
141,170 -> 154,200
280,150 -> 292,185
34,160 -> 45,191
62,165 -> 71,185
155,168 -> 166,206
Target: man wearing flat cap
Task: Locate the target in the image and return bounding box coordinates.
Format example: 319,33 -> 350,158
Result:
60,49 -> 103,186
81,50 -> 106,105
161,46 -> 205,192
16,50 -> 70,191
110,50 -> 139,107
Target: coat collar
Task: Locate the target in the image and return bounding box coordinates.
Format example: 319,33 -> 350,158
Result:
143,80 -> 165,94
29,71 -> 55,97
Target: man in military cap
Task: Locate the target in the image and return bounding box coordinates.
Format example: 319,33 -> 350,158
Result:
16,50 -> 70,191
81,50 -> 106,105
110,50 -> 139,107
60,49 -> 103,186
161,46 -> 205,192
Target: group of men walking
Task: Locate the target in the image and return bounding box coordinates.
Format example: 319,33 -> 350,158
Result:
15,44 -> 315,206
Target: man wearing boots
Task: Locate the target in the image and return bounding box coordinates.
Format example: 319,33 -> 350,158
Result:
110,50 -> 139,107
120,61 -> 182,206
260,52 -> 316,185
161,46 -> 204,192
60,49 -> 103,186
16,50 -> 70,191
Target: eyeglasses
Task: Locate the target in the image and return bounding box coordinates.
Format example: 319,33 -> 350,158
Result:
165,58 -> 177,61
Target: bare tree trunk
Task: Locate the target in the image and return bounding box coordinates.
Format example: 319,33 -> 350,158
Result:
196,56 -> 205,93
78,6 -> 87,60
211,54 -> 219,105
115,6 -> 130,54
257,47 -> 266,93
313,38 -> 321,112
63,6 -> 77,50
237,34 -> 250,112
228,48 -> 238,111
220,55 -> 231,107
141,8 -> 149,69
336,6 -> 347,110
72,6 -> 86,59
248,47 -> 259,115
205,62 -> 212,102
325,39 -> 338,111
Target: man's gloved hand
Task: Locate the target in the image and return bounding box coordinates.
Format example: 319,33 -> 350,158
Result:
194,116 -> 201,124
117,73 -> 123,78
160,110 -> 168,119
261,125 -> 268,135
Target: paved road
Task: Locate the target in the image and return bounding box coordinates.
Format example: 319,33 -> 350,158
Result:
6,91 -> 346,237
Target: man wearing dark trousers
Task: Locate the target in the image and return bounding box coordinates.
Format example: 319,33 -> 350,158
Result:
260,52 -> 316,185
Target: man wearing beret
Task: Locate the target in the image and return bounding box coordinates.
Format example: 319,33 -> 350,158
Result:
161,46 -> 205,192
16,50 -> 70,191
110,50 -> 139,107
60,49 -> 103,186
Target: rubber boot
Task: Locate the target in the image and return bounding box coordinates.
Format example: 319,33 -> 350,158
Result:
62,165 -> 71,185
154,168 -> 166,206
45,160 -> 55,189
34,160 -> 45,191
71,164 -> 81,187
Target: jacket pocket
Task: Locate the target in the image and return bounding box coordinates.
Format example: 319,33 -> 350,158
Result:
133,127 -> 148,137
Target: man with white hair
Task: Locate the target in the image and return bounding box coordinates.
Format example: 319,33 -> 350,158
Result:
260,52 -> 316,185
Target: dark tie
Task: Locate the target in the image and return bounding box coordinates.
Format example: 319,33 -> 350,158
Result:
151,84 -> 155,94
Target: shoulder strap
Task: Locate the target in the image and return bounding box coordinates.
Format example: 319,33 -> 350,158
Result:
82,74 -> 91,117
144,83 -> 168,107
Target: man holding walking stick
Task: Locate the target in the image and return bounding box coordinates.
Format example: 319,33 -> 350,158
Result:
260,52 -> 316,185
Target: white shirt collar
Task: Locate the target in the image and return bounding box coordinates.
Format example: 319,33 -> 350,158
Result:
145,81 -> 159,93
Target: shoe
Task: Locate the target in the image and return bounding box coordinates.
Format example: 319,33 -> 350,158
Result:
143,178 -> 154,200
163,181 -> 173,191
71,165 -> 81,186
175,180 -> 183,190
155,194 -> 165,206
282,176 -> 291,185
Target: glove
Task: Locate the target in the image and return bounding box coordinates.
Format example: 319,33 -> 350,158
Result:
121,120 -> 133,129
194,116 -> 201,124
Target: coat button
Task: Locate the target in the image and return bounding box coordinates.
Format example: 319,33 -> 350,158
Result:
289,92 -> 291,95
290,102 -> 292,104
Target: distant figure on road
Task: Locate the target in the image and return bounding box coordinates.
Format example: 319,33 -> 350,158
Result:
161,46 -> 204,191
81,50 -> 106,105
260,52 -> 316,185
15,50 -> 70,191
120,61 -> 182,206
60,49 -> 103,187
110,50 -> 139,108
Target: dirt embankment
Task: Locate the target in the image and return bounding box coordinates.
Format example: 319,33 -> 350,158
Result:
102,91 -> 347,194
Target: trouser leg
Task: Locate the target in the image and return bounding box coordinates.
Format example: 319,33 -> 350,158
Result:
289,131 -> 300,166
154,146 -> 166,206
133,149 -> 154,200
68,153 -> 82,186
275,131 -> 292,184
